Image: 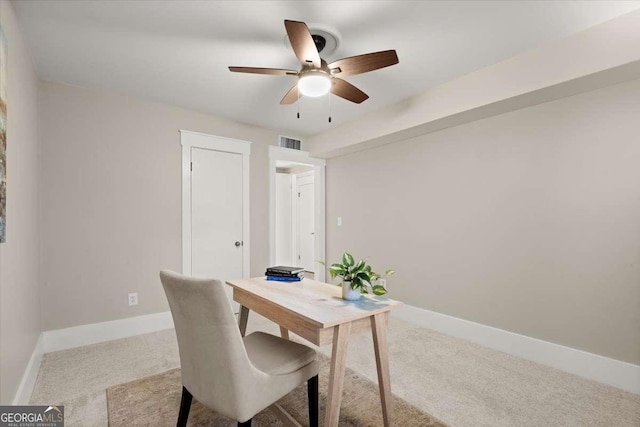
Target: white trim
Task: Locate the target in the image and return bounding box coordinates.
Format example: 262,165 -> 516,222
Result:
179,130 -> 251,154
393,304 -> 640,394
42,311 -> 174,353
269,146 -> 323,165
29,303 -> 639,397
241,152 -> 251,278
290,173 -> 298,267
269,146 -> 326,281
12,334 -> 44,405
180,131 -> 251,279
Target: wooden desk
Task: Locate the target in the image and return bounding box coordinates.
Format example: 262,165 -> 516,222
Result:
225,277 -> 403,427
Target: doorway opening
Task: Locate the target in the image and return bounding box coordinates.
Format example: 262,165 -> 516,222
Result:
275,161 -> 315,276
269,146 -> 325,282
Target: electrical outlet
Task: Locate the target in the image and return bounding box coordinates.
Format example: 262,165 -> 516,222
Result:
379,279 -> 387,290
128,292 -> 138,306
337,217 -> 342,226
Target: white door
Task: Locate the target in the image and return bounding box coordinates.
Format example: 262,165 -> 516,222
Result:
297,173 -> 315,272
191,147 -> 243,309
275,173 -> 293,266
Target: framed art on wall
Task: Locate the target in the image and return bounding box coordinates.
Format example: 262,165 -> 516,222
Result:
0,23 -> 6,243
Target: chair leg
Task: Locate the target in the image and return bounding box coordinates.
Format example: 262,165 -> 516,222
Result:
308,375 -> 319,427
177,386 -> 193,427
238,420 -> 252,427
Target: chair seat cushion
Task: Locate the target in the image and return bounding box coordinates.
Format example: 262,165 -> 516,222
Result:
243,332 -> 317,375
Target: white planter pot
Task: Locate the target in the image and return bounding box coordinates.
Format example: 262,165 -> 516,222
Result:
341,281 -> 362,301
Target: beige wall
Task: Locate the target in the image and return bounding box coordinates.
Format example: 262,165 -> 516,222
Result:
38,81 -> 279,330
326,78 -> 640,364
0,2 -> 42,404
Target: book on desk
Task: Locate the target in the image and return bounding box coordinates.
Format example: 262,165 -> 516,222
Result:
265,266 -> 304,282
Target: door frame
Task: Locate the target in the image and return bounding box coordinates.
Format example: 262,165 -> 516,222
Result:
293,170 -> 314,272
269,146 -> 326,282
181,130 -> 251,278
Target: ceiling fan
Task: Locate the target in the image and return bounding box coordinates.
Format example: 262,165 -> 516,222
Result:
229,20 -> 399,106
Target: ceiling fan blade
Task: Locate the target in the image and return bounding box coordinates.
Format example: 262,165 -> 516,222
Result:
280,84 -> 300,105
229,66 -> 298,76
284,20 -> 321,68
328,50 -> 399,77
331,78 -> 369,104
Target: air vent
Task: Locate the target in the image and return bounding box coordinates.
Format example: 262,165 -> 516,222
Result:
279,136 -> 302,150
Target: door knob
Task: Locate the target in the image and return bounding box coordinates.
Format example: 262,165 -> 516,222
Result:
235,241 -> 242,247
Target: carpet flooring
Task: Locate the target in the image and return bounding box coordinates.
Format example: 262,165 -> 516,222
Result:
106,354 -> 445,426
30,315 -> 640,426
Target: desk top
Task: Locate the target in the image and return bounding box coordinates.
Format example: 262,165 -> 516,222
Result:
226,277 -> 403,329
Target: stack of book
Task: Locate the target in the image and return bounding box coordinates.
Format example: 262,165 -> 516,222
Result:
265,266 -> 304,282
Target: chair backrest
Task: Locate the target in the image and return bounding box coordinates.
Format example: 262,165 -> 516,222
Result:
160,270 -> 256,415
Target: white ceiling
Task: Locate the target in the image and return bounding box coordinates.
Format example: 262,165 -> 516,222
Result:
13,1 -> 640,137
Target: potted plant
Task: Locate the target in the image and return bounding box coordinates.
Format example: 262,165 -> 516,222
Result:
320,252 -> 395,301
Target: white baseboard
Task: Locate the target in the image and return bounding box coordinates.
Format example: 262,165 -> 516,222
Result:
392,304 -> 640,395
42,311 -> 174,353
12,334 -> 44,405
35,306 -> 640,395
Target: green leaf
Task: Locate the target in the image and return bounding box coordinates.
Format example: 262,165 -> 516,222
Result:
352,260 -> 366,274
372,285 -> 387,295
351,277 -> 363,289
385,269 -> 396,276
356,271 -> 369,279
342,252 -> 354,267
329,265 -> 346,275
317,260 -> 326,266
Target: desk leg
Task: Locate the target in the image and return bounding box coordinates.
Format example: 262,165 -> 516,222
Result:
280,327 -> 290,340
325,322 -> 351,427
238,305 -> 249,337
371,312 -> 393,426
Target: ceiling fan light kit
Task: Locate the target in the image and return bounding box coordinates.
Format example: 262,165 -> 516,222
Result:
229,19 -> 399,120
298,71 -> 331,97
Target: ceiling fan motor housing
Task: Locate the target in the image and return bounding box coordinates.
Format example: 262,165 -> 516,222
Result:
284,25 -> 340,58
312,34 -> 326,53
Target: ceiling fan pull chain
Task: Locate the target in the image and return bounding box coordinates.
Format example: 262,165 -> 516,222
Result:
297,89 -> 301,119
328,92 -> 332,123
